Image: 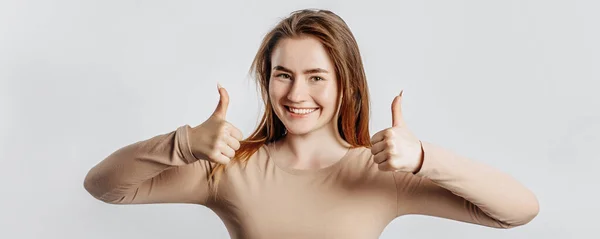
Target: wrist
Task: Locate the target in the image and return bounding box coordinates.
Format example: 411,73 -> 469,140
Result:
412,140 -> 425,174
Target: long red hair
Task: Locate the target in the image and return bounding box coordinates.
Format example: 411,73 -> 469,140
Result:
208,9 -> 372,194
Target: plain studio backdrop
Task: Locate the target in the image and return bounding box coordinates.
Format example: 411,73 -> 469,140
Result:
1,0 -> 598,238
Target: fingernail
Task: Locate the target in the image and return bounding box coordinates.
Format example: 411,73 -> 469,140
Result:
399,90 -> 404,97
217,82 -> 223,89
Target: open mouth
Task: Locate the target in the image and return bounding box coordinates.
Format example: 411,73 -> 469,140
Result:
285,106 -> 319,115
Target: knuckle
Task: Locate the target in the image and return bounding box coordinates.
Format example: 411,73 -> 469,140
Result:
221,121 -> 230,128
210,141 -> 221,149
385,150 -> 395,158
388,159 -> 401,169
209,149 -> 221,159
217,133 -> 226,141
385,140 -> 395,148
218,121 -> 229,130
384,129 -> 395,138
219,125 -> 228,134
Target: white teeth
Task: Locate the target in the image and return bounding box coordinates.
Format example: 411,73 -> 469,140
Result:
288,107 -> 317,115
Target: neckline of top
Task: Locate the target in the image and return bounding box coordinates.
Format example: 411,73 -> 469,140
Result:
263,143 -> 355,176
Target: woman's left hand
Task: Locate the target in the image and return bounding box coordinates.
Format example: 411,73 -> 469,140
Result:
370,91 -> 424,173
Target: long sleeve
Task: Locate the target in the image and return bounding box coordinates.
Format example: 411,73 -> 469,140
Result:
83,125 -> 213,205
393,141 -> 539,229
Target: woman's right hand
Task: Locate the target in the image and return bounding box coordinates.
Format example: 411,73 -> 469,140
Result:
189,83 -> 243,165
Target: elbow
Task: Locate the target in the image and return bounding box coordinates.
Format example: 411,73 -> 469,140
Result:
498,194 -> 540,229
515,192 -> 540,226
517,195 -> 540,226
83,171 -> 105,202
83,170 -> 131,205
83,170 -> 117,204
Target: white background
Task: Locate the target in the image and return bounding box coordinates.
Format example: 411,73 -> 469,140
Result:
1,0 -> 598,238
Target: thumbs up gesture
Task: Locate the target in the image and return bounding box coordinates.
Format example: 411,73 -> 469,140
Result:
189,83 -> 244,165
370,91 -> 424,173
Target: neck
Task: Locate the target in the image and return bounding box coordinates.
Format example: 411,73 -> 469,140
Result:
275,121 -> 350,169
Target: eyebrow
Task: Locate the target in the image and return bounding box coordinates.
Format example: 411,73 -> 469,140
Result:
272,65 -> 329,74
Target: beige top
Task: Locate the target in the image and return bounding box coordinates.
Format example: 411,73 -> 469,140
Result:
84,125 -> 539,239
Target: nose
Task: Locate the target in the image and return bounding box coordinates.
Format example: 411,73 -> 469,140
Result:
286,78 -> 308,103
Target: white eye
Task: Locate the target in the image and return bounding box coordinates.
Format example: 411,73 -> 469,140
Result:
277,73 -> 291,79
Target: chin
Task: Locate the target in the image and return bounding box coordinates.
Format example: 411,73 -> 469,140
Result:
285,127 -> 314,136
285,122 -> 330,136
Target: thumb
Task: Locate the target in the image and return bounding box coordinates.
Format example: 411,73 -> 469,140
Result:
212,83 -> 229,119
391,90 -> 404,127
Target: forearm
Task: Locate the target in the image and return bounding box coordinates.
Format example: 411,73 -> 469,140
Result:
398,141 -> 539,228
83,125 -> 200,203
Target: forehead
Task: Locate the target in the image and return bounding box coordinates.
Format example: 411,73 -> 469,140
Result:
270,36 -> 334,71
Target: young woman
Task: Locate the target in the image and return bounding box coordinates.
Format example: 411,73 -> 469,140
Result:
84,9 -> 539,238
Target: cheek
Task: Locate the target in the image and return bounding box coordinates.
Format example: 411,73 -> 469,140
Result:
268,79 -> 276,98
314,84 -> 338,108
269,80 -> 286,104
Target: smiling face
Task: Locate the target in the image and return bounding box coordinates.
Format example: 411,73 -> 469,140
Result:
268,35 -> 339,136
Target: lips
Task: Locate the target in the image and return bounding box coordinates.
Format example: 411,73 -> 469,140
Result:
284,106 -> 319,115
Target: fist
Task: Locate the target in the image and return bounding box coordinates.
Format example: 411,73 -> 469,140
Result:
370,91 -> 424,173
189,83 -> 243,165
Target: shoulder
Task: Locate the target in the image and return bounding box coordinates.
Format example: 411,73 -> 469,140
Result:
350,146 -> 372,159
216,144 -> 270,181
344,146 -> 374,167
336,146 -> 397,199
338,146 -> 394,181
